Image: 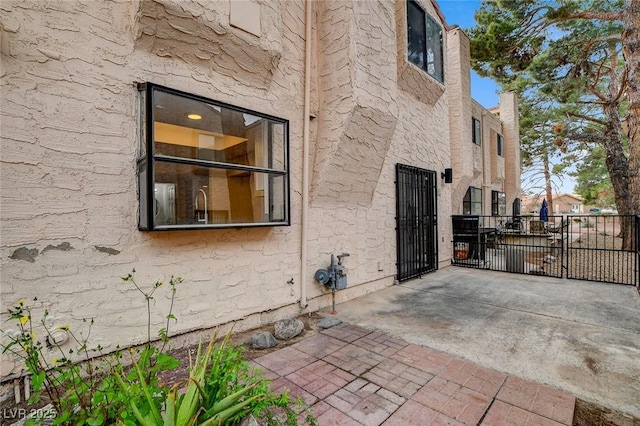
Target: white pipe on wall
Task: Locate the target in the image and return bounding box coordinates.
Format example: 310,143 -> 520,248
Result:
300,0 -> 312,309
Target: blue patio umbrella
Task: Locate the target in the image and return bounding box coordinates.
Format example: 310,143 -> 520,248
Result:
540,198 -> 549,222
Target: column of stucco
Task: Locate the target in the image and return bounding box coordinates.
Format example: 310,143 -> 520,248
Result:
485,111 -> 505,196
480,105 -> 506,213
305,0 -> 400,306
500,92 -> 521,213
469,102 -> 486,205
446,28 -> 472,215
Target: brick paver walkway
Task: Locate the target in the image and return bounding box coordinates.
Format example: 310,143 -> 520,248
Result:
253,324 -> 576,426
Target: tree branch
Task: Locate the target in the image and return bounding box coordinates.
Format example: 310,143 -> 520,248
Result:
588,34 -> 623,43
563,11 -> 622,21
564,130 -> 607,145
612,64 -> 628,104
587,83 -> 609,102
566,112 -> 607,126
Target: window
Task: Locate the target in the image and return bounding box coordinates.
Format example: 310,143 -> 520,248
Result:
407,0 -> 444,83
497,133 -> 504,156
491,191 -> 506,216
463,187 -> 483,215
137,83 -> 290,230
472,117 -> 481,145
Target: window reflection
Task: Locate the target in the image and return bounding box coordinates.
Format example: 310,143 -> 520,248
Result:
152,91 -> 286,171
154,163 -> 286,227
407,0 -> 444,83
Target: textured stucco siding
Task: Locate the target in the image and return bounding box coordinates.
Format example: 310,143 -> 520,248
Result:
447,27 -> 520,215
0,0 -> 516,382
0,0 -> 451,380
305,0 -> 451,300
0,0 -> 308,378
311,0 -> 399,206
499,92 -> 521,211
446,28 -> 473,215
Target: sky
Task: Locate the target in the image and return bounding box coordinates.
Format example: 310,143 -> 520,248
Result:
437,0 -> 500,109
437,0 -> 576,194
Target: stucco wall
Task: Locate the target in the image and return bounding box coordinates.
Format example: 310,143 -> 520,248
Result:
0,0 -> 456,380
500,92 -> 521,211
447,27 -> 520,216
1,0 -> 307,379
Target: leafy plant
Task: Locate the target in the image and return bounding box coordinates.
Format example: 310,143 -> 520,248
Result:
121,330 -> 316,426
1,271 -> 182,425
1,272 -> 317,425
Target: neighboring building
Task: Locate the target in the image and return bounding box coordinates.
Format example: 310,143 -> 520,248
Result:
0,0 -> 520,379
522,194 -> 585,215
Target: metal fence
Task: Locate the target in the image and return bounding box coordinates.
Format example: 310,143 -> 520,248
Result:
451,214 -> 639,286
564,215 -> 638,285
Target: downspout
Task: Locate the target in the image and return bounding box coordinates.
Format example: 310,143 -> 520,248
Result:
300,0 -> 312,309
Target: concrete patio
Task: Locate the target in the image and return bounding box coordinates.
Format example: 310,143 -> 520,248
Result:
251,266 -> 640,424
332,267 -> 640,418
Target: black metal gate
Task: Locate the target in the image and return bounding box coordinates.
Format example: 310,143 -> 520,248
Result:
450,214 -> 639,286
395,164 -> 438,282
565,214 -> 639,286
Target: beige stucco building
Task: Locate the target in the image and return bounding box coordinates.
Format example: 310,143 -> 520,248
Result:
522,193 -> 591,215
0,0 -> 520,381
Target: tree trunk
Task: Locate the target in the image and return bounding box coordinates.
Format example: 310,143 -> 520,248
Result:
602,102 -> 634,250
622,0 -> 640,219
542,143 -> 554,215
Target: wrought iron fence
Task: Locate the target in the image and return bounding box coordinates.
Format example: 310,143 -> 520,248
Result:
565,215 -> 638,285
451,214 -> 639,286
452,215 -> 564,278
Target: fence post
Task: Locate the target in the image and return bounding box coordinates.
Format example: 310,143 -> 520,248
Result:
636,215 -> 640,288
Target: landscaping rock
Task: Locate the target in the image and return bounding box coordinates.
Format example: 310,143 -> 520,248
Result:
318,317 -> 342,329
274,318 -> 304,340
250,331 -> 277,349
239,415 -> 259,426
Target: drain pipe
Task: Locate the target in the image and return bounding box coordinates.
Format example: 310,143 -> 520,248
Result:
300,0 -> 312,309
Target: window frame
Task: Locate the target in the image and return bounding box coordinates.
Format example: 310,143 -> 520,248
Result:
497,133 -> 504,157
463,187 -> 483,215
137,82 -> 291,231
491,190 -> 506,216
472,117 -> 482,145
406,0 -> 444,83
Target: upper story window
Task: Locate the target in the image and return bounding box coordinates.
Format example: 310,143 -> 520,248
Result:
491,191 -> 506,216
497,133 -> 504,156
407,0 -> 444,83
137,83 -> 290,230
463,187 -> 483,215
472,117 -> 482,145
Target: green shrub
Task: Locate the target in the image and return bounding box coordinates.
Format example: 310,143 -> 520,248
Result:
1,271 -> 315,425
